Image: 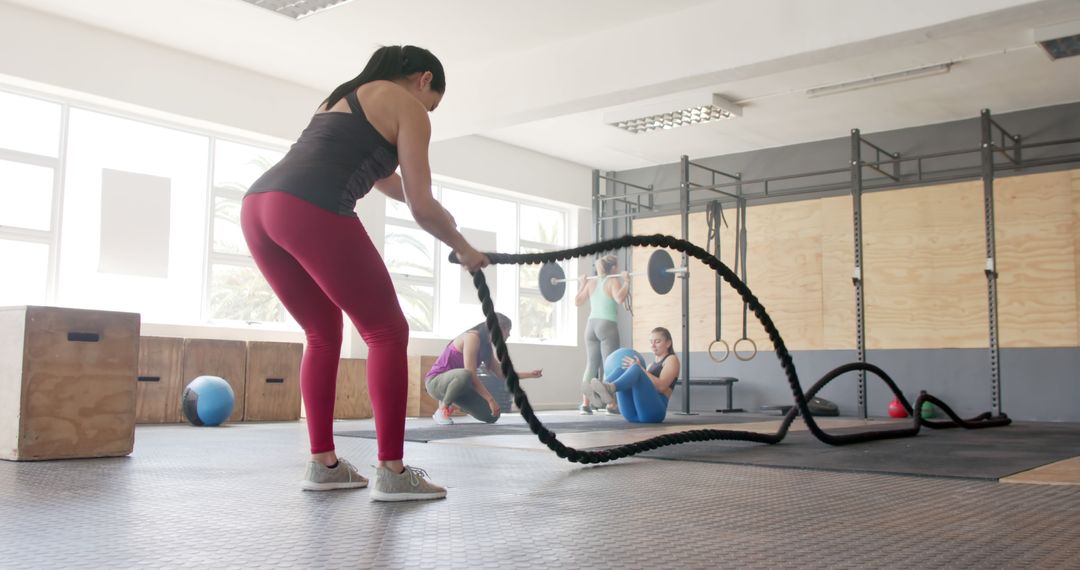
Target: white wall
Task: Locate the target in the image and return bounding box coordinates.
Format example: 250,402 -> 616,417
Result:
0,2 -> 597,409
430,136 -> 592,208
0,2 -> 317,143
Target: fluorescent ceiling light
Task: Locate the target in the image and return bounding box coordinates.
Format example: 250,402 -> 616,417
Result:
805,63 -> 953,98
606,94 -> 742,134
238,0 -> 356,20
1034,20 -> 1080,60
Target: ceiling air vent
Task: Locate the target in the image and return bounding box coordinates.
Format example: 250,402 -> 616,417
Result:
1035,20 -> 1080,60
238,0 -> 356,20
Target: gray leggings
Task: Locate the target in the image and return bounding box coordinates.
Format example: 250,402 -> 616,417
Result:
425,369 -> 499,423
582,318 -> 620,397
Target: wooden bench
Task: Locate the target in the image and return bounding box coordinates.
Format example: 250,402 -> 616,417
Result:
673,377 -> 743,413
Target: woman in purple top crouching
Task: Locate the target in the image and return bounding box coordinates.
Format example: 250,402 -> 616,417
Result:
424,313 -> 543,425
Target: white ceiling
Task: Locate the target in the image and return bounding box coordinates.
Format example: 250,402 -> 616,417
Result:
7,0 -> 1080,171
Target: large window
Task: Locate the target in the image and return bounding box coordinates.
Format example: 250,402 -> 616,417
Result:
0,87 -> 289,328
1,86 -> 575,339
518,204 -> 568,340
385,181 -> 573,343
59,108 -> 210,323
0,90 -> 61,307
207,140 -> 286,323
385,198 -> 437,331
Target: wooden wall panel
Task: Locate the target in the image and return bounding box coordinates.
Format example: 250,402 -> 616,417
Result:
631,168 -> 1080,354
135,336 -> 183,424
821,196 -> 857,349
633,202 -> 825,354
1074,170 -> 1080,346
995,170 -> 1079,347
334,358 -> 371,420
244,341 -> 302,421
862,181 -> 986,349
739,200 -> 825,352
630,215 -> 675,351
630,214 -> 706,353
181,339 -> 247,423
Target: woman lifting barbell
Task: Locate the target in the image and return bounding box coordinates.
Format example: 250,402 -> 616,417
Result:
576,254 -> 630,415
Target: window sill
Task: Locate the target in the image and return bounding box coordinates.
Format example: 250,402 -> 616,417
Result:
405,331 -> 576,348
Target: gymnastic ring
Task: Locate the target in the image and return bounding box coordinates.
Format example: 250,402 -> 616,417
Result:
733,337 -> 757,361
708,339 -> 730,363
707,339 -> 730,363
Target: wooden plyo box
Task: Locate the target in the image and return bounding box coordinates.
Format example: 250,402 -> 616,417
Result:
135,336 -> 184,423
0,306 -> 140,461
244,341 -> 302,421
334,358 -> 371,420
181,339 -> 247,423
407,355 -> 440,418
302,355 -> 445,419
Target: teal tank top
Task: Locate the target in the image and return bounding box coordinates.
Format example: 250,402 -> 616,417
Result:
588,276 -> 619,322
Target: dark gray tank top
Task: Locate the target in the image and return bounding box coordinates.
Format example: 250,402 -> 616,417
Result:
649,353 -> 677,393
246,91 -> 399,216
648,353 -> 673,377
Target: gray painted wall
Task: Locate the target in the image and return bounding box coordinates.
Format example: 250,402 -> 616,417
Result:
671,348 -> 1080,422
610,102 -> 1080,422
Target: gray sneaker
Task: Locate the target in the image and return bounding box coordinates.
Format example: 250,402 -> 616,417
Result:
300,458 -> 368,491
578,404 -> 593,415
370,465 -> 447,502
590,377 -> 615,407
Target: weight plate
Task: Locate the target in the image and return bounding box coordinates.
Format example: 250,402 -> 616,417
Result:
647,250 -> 676,295
538,262 -> 567,302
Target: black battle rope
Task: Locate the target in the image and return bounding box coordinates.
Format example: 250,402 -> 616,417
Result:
450,234 -> 1010,464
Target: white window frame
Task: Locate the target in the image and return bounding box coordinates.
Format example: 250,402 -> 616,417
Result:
516,207 -> 571,344
384,206 -> 440,334
389,176 -> 574,345
203,137 -> 293,328
0,88 -> 67,305
0,83 -> 293,330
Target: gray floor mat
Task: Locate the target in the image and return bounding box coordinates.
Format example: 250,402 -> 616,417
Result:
636,421 -> 1080,480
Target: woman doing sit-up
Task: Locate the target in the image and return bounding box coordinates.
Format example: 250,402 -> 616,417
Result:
598,327 -> 680,424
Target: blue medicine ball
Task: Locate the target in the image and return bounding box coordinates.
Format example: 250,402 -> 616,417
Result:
182,376 -> 235,427
604,348 -> 645,382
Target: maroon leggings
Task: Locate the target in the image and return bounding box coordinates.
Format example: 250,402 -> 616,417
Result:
241,191 -> 409,460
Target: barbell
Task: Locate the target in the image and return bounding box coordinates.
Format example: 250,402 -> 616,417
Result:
538,249 -> 687,303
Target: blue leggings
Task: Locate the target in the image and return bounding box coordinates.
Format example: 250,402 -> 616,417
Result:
608,365 -> 668,423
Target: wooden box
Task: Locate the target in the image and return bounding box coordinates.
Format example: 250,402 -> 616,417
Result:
135,336 -> 184,423
406,355 -> 440,417
334,358 -> 371,420
181,339 -> 247,423
1,306 -> 140,461
244,341 -> 302,421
